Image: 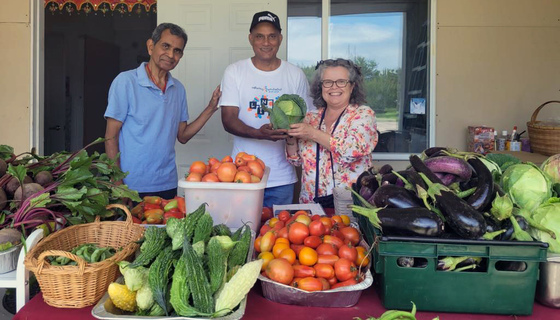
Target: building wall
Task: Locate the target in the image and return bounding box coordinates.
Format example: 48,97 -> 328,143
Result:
1,0 -> 559,162
0,1 -> 31,155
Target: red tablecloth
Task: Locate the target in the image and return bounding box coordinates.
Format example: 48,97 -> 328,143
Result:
13,282 -> 560,320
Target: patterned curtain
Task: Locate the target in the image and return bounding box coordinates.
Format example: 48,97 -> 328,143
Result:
45,0 -> 157,15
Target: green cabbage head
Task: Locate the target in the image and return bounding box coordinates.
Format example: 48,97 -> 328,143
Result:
502,163 -> 552,211
530,202 -> 560,253
541,154 -> 560,195
263,94 -> 307,129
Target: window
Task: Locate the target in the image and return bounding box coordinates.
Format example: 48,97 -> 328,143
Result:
287,0 -> 430,157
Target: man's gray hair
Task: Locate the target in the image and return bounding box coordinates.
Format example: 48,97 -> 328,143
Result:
151,23 -> 188,49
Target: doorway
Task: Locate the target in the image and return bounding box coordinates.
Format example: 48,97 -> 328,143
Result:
44,6 -> 156,154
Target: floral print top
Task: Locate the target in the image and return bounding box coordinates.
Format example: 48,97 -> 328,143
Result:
287,104 -> 378,204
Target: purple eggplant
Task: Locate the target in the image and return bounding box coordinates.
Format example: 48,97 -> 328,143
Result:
423,156 -> 472,181
372,184 -> 423,209
466,157 -> 495,211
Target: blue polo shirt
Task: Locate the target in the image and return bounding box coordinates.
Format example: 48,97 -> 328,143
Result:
104,62 -> 189,193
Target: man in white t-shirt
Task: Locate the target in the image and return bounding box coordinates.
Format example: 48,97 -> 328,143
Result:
219,11 -> 312,207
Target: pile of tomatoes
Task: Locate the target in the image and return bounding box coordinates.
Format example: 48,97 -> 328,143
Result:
130,196 -> 186,225
256,210 -> 370,292
185,152 -> 266,183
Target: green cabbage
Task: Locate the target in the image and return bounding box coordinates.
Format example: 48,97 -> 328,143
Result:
502,163 -> 552,211
541,154 -> 560,195
263,94 -> 307,129
530,202 -> 560,253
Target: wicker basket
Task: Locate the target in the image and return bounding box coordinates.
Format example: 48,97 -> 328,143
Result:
527,100 -> 560,156
23,204 -> 145,308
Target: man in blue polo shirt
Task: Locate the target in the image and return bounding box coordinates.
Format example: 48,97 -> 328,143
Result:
104,23 -> 220,201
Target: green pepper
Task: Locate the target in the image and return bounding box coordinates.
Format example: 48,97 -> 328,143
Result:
91,248 -> 105,263
163,199 -> 178,212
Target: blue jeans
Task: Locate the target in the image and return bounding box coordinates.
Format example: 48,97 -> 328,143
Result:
263,183 -> 295,208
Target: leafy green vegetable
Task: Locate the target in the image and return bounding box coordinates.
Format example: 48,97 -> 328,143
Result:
502,163 -> 552,211
541,154 -> 560,196
0,138 -> 141,231
530,203 -> 560,252
165,217 -> 186,250
485,153 -> 521,172
262,94 -> 307,129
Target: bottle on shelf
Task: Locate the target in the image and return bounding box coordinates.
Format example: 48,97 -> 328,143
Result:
497,130 -> 507,151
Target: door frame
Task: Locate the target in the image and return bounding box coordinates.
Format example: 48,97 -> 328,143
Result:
31,0 -> 45,155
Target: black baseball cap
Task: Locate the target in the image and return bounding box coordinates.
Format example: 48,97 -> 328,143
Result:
250,11 -> 282,32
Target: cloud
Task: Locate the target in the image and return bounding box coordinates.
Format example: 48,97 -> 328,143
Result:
287,17 -> 403,70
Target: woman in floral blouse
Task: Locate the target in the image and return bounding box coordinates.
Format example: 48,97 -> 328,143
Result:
286,58 -> 378,205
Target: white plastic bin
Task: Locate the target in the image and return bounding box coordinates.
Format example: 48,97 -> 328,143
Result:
178,167 -> 269,232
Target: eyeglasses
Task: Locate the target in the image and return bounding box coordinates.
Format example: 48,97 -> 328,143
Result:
321,79 -> 352,88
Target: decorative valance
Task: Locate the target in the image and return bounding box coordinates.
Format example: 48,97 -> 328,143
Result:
45,0 -> 157,15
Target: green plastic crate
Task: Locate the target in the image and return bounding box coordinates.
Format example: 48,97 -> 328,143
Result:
374,237 -> 548,315
350,184 -> 549,315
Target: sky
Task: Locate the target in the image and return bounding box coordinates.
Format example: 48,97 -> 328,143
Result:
287,12 -> 403,71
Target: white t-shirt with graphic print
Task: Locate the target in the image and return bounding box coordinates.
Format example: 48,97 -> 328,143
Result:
219,58 -> 313,188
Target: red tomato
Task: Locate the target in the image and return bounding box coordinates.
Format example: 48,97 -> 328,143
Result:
331,215 -> 343,226
334,258 -> 358,282
330,229 -> 346,242
295,277 -> 323,292
331,278 -> 358,289
254,236 -> 262,253
185,172 -> 202,182
265,258 -> 294,285
326,276 -> 338,286
290,244 -> 305,256
338,243 -> 358,262
317,277 -> 331,290
234,170 -> 251,183
303,235 -> 323,249
222,155 -> 233,163
311,214 -> 322,221
210,162 -> 221,174
319,217 -> 333,234
293,264 -> 316,278
323,235 -> 345,249
317,254 -> 340,266
247,160 -> 264,179
277,210 -> 291,222
291,277 -> 303,287
131,216 -> 142,224
217,162 -> 237,182
271,220 -> 285,232
276,226 -> 289,239
201,172 -> 220,182
309,220 -> 327,237
208,157 -> 220,167
189,161 -> 207,174
256,157 -> 266,170
355,246 -> 371,269
314,263 -> 335,279
316,243 -> 338,256
293,210 -> 310,218
288,222 -> 309,245
261,207 -> 273,224
260,224 -> 272,237
260,231 -> 277,253
340,226 -> 361,246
